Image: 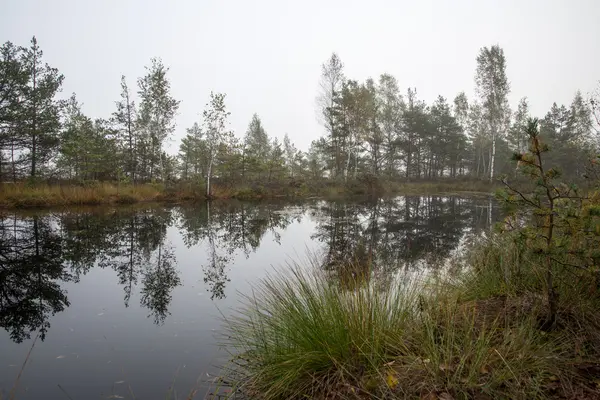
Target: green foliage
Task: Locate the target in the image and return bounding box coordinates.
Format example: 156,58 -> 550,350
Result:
1,37 -> 598,203
507,97 -> 531,153
222,254 -> 596,399
243,113 -> 271,180
136,58 -> 180,182
498,118 -> 600,328
58,96 -> 120,180
0,37 -> 63,179
475,45 -> 511,183
112,75 -> 138,182
201,92 -> 233,197
223,263 -> 416,399
538,96 -> 596,181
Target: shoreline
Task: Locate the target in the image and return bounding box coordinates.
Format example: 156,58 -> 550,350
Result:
221,234 -> 600,399
0,180 -> 496,210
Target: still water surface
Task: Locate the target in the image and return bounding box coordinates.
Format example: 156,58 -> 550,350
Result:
0,196 -> 500,399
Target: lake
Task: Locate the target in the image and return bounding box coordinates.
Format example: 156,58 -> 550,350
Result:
0,195 -> 500,399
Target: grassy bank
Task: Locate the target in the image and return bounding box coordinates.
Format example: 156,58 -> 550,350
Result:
0,179 -> 495,209
0,182 -> 168,208
221,235 -> 600,399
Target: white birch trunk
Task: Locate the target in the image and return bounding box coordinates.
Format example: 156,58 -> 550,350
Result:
490,131 -> 496,183
344,148 -> 351,182
206,156 -> 213,197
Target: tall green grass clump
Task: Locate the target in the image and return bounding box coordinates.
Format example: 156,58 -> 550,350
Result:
223,242 -> 600,399
222,264 -> 418,399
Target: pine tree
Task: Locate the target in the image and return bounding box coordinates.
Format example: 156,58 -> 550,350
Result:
59,95 -> 119,180
267,137 -> 285,183
508,97 -> 530,153
317,53 -> 345,178
178,122 -> 206,182
283,133 -> 298,178
568,90 -> 593,146
19,37 -> 64,179
244,113 -> 270,180
0,41 -> 29,181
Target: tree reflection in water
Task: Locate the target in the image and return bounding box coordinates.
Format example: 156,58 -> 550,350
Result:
310,196 -> 500,289
0,207 -> 180,341
0,196 -> 498,343
0,214 -> 71,343
177,201 -> 304,299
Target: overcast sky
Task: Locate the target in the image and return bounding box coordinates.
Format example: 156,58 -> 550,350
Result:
1,0 -> 598,153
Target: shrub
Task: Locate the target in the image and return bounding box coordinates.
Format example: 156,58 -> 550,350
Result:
221,258 -> 592,399
498,118 -> 600,329
222,264 -> 417,399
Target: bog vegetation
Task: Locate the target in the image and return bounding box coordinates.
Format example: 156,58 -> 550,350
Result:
221,122 -> 600,399
1,38 -> 599,207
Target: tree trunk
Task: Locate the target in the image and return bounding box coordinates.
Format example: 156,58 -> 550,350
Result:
126,97 -> 135,184
488,196 -> 493,231
483,146 -> 489,177
30,49 -> 38,179
344,148 -> 351,182
11,141 -> 16,182
490,130 -> 496,183
542,203 -> 557,330
183,159 -> 189,181
159,152 -> 164,182
31,134 -> 36,178
149,141 -> 154,181
206,156 -> 213,197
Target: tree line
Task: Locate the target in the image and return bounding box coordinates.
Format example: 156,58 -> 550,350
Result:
314,49 -> 597,183
1,36 -> 598,189
0,37 -> 180,183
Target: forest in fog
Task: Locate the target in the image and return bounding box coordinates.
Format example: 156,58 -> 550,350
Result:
1,36 -> 599,187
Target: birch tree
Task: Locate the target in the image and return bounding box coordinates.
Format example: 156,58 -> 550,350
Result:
202,92 -> 231,197
591,82 -> 600,137
377,73 -> 403,177
363,78 -> 383,175
467,101 -> 487,177
475,45 -> 510,182
317,53 -> 345,178
137,58 -> 179,182
113,76 -> 138,182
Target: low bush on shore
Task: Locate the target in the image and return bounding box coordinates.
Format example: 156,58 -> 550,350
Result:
221,235 -> 600,399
